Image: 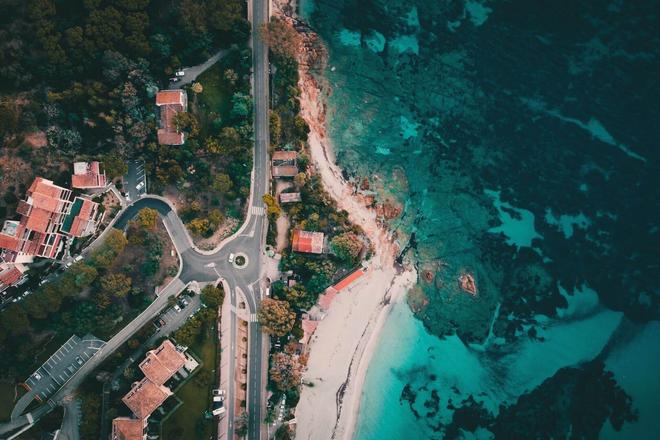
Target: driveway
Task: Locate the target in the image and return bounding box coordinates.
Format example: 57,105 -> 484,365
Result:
169,50 -> 228,89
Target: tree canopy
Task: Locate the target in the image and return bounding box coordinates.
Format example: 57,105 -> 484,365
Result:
257,298 -> 296,336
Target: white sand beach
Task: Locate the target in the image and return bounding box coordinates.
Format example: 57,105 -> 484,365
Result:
288,17 -> 417,440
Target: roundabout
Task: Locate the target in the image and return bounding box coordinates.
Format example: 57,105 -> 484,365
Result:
232,252 -> 249,269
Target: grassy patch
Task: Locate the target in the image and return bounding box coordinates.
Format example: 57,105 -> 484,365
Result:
195,62 -> 233,138
162,325 -> 218,440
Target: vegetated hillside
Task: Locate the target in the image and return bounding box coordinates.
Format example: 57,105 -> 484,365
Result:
0,0 -> 248,207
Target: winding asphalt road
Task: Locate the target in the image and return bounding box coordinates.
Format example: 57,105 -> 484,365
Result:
0,0 -> 271,437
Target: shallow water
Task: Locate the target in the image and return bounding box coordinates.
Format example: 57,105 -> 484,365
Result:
303,0 -> 659,437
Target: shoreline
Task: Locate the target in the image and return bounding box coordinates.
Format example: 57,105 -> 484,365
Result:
271,4 -> 418,438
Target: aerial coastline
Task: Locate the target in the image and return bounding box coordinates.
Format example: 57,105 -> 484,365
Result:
271,2 -> 417,437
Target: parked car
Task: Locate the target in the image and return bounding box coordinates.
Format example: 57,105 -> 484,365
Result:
154,318 -> 166,328
39,279 -> 48,286
228,253 -> 235,263
212,400 -> 225,416
170,77 -> 180,82
175,70 -> 185,77
75,356 -> 84,366
212,389 -> 225,397
173,305 -> 181,313
136,181 -> 145,191
74,255 -> 83,262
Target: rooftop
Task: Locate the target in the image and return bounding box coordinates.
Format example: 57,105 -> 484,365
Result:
292,230 -> 325,254
279,192 -> 302,203
272,165 -> 298,178
156,90 -> 186,106
111,417 -> 146,440
122,378 -> 172,419
139,340 -> 186,386
331,269 -> 365,292
299,318 -> 319,346
61,197 -> 100,237
156,90 -> 187,145
72,161 -> 107,189
272,151 -> 298,162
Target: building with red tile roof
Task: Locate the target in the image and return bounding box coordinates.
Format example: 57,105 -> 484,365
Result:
0,178 -> 72,262
122,377 -> 172,419
60,197 -> 103,238
156,90 -> 187,145
291,230 -> 325,254
72,161 -> 107,189
0,262 -> 27,293
331,269 -> 365,292
111,417 -> 146,440
272,151 -> 298,178
279,192 -> 301,203
317,289 -> 336,311
139,340 -> 186,386
299,318 -> 319,350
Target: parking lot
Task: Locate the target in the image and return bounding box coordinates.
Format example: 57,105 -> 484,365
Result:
15,335 -> 106,417
124,160 -> 147,202
154,294 -> 202,335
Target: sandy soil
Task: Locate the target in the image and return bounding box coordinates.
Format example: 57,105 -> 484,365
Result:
282,9 -> 418,440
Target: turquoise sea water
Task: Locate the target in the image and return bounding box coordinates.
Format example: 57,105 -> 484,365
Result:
300,0 -> 659,438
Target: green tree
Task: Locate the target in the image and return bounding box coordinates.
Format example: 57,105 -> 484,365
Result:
2,304 -> 30,334
235,411 -> 249,437
173,112 -> 200,138
100,273 -> 132,298
262,194 -> 281,218
257,298 -> 295,337
134,207 -> 158,230
284,284 -> 313,311
69,263 -> 99,288
269,352 -> 303,392
103,152 -> 128,178
330,232 -> 363,265
201,284 -> 224,309
213,173 -> 233,194
259,18 -> 303,59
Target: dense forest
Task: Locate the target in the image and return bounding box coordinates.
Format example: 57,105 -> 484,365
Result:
0,0 -> 254,237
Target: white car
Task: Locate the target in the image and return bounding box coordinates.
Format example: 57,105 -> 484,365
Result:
212,389 -> 226,397
212,406 -> 226,416
136,181 -> 145,191
228,253 -> 235,263
173,305 -> 181,313
175,70 -> 185,77
74,255 -> 83,262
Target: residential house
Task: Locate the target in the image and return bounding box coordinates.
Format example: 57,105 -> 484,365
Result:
71,161 -> 107,189
138,339 -> 187,386
111,417 -> 147,440
156,90 -> 188,145
122,377 -> 173,420
299,318 -> 319,353
291,230 -> 324,254
279,192 -> 301,204
114,340 -> 191,430
271,151 -> 298,178
60,197 -> 103,238
0,262 -> 27,293
0,177 -> 73,261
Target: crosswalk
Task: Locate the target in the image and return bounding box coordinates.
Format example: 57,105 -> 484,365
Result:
249,313 -> 258,322
250,205 -> 265,216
